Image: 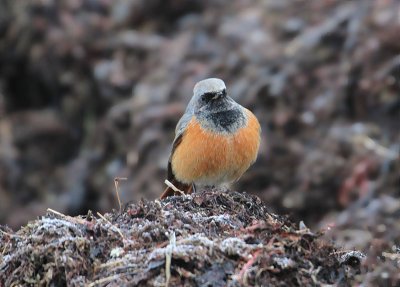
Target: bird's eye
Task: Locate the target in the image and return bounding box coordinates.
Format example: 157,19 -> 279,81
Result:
202,92 -> 215,102
201,89 -> 226,103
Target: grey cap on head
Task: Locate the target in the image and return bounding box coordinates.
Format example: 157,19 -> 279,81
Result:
193,78 -> 226,97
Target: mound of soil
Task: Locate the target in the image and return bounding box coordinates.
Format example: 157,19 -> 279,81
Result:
0,190 -> 361,286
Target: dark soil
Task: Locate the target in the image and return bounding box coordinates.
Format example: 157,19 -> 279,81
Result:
0,190 -> 362,286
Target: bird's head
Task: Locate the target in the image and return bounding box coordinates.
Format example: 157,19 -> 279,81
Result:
191,78 -> 230,113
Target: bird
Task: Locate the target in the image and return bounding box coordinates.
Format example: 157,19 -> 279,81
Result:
160,78 -> 261,199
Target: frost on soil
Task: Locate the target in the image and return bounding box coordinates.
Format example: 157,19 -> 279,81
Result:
0,190 -> 361,286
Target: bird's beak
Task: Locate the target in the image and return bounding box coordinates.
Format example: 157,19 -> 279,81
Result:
212,90 -> 226,100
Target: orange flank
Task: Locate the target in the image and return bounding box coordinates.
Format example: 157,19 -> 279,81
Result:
171,109 -> 260,185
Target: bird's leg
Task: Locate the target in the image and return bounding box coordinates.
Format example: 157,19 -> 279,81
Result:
191,183 -> 197,193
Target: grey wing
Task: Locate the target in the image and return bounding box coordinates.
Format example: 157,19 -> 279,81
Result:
174,94 -> 198,139
174,107 -> 193,141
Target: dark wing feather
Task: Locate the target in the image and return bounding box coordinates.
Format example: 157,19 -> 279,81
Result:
167,133 -> 183,181
160,131 -> 193,199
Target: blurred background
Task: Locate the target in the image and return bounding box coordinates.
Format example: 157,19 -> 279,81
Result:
0,0 -> 399,259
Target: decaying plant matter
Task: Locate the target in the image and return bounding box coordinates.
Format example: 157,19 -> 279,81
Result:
0,190 -> 362,286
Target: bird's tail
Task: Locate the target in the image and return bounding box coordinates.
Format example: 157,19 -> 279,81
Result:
160,180 -> 193,199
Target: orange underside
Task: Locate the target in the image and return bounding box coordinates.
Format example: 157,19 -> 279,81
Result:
171,109 -> 260,185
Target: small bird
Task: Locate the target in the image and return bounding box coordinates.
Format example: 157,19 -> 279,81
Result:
160,78 -> 261,199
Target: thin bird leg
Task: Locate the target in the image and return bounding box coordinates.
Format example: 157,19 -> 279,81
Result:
192,183 -> 197,193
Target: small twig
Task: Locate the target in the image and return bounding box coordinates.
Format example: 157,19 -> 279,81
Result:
47,208 -> 67,218
0,228 -> 24,239
87,274 -> 125,287
238,249 -> 262,285
47,208 -> 87,225
165,232 -> 176,287
310,266 -> 322,284
1,242 -> 10,255
97,212 -> 125,241
353,135 -> 398,160
95,259 -> 125,271
330,250 -> 355,255
164,180 -> 185,196
114,177 -> 127,212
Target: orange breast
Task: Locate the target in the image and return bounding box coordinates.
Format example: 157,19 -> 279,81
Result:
171,109 -> 260,185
